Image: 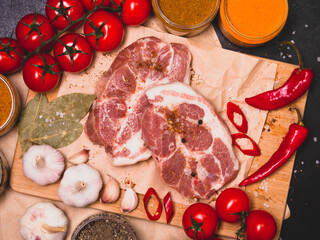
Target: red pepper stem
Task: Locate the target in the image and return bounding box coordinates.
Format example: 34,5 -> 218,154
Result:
289,107 -> 304,126
280,41 -> 304,70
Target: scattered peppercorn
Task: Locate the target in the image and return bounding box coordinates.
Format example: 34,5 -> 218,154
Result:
191,172 -> 196,177
198,119 -> 203,125
181,138 -> 186,143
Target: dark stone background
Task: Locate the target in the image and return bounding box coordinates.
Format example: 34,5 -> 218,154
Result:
1,0 -> 319,239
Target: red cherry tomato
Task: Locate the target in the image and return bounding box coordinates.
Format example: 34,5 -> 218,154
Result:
0,38 -> 25,74
23,53 -> 61,93
215,188 -> 251,223
54,33 -> 93,72
112,0 -> 151,26
45,0 -> 85,30
182,203 -> 219,240
16,13 -> 55,52
81,0 -> 111,11
84,10 -> 124,52
246,210 -> 277,240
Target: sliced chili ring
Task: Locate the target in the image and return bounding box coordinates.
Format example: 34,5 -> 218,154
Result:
227,102 -> 248,133
232,133 -> 261,156
163,192 -> 174,224
143,187 -> 162,221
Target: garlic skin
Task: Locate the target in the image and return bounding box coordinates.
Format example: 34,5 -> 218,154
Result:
120,188 -> 139,213
23,145 -> 65,186
100,175 -> 120,203
20,202 -> 68,240
58,164 -> 102,207
67,149 -> 89,165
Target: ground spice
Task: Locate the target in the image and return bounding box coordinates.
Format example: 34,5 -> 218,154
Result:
226,0 -> 287,37
158,0 -> 217,26
0,79 -> 12,127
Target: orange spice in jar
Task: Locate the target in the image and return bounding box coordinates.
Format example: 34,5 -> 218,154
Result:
219,0 -> 288,47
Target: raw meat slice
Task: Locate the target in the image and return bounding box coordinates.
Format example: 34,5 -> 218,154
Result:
141,82 -> 239,199
85,37 -> 192,166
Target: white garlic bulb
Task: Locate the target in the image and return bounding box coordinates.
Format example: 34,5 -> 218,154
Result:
120,188 -> 139,213
23,145 -> 65,186
100,175 -> 120,203
20,202 -> 68,240
58,164 -> 102,207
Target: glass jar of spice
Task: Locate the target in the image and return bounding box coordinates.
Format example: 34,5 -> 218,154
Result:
219,0 -> 288,47
0,74 -> 21,137
152,0 -> 220,37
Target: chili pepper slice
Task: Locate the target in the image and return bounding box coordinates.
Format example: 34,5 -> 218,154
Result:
239,108 -> 308,186
163,192 -> 174,224
232,133 -> 261,156
227,102 -> 248,133
143,187 -> 162,221
245,41 -> 314,110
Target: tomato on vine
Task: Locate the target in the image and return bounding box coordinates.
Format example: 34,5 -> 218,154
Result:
54,33 -> 93,72
111,0 -> 151,26
23,53 -> 61,93
15,13 -> 55,52
0,38 -> 25,74
84,10 -> 124,52
81,0 -> 111,11
45,0 -> 85,30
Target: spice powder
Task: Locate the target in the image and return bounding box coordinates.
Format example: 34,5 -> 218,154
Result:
0,79 -> 12,127
158,0 -> 217,26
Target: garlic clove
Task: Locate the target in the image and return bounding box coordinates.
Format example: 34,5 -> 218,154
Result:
67,149 -> 89,165
120,188 -> 139,213
100,175 -> 120,203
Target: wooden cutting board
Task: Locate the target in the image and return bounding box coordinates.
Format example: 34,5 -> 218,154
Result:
10,59 -> 307,239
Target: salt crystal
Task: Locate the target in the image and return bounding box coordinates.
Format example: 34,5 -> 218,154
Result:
280,52 -> 283,56
292,31 -> 296,35
228,87 -> 233,91
305,24 -> 308,28
45,119 -> 49,122
39,115 -> 43,119
254,191 -> 258,197
283,56 -> 286,59
288,54 -> 292,58
316,160 -> 320,164
291,40 -> 295,44
287,46 -> 290,50
301,161 -> 304,165
314,137 -> 318,142
264,202 -> 270,208
71,113 -> 75,117
56,112 -> 60,116
294,169 -> 298,173
317,57 -> 320,62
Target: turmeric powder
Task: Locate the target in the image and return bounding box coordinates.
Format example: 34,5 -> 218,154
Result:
226,0 -> 288,38
0,79 -> 12,127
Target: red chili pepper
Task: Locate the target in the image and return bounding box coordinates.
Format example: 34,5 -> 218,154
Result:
239,108 -> 308,186
245,41 -> 314,110
232,133 -> 261,156
163,192 -> 174,224
227,102 -> 248,133
143,187 -> 162,221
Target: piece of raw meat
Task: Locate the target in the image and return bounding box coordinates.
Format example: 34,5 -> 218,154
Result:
141,82 -> 239,199
85,37 -> 192,166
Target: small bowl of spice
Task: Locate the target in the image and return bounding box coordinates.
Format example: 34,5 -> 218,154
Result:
152,0 -> 220,37
219,0 -> 288,47
0,74 -> 21,137
71,213 -> 137,240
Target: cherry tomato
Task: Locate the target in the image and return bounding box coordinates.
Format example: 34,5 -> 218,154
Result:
81,0 -> 111,11
182,203 -> 219,240
0,38 -> 25,74
46,0 -> 85,30
246,210 -> 277,240
16,13 -> 55,52
84,10 -> 124,52
112,0 -> 151,26
215,188 -> 250,223
23,53 -> 61,93
54,33 -> 93,72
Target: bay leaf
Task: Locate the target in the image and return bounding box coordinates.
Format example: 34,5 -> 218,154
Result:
30,119 -> 83,148
18,94 -> 48,156
39,93 -> 96,123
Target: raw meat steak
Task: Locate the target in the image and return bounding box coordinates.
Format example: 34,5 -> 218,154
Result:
141,82 -> 239,199
85,37 -> 192,166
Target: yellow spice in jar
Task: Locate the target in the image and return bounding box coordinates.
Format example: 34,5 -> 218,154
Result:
159,0 -> 217,26
0,80 -> 12,127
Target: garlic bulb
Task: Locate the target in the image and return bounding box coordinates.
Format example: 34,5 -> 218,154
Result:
58,164 -> 102,207
120,188 -> 139,213
23,145 -> 65,186
20,202 -> 68,240
67,149 -> 89,165
100,175 -> 120,203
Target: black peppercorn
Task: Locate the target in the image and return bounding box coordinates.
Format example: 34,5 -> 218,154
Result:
191,172 -> 196,177
198,119 -> 203,125
181,138 -> 186,143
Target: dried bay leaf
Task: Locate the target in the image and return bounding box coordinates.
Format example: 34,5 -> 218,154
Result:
30,120 -> 83,148
18,94 -> 48,156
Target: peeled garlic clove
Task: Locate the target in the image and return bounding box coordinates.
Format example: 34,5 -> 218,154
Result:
100,175 -> 120,203
120,188 -> 138,213
67,149 -> 89,165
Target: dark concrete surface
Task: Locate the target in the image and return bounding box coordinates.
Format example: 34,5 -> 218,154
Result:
1,0 -> 319,239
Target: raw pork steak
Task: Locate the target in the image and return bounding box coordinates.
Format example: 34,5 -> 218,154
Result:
141,82 -> 239,199
85,37 -> 191,166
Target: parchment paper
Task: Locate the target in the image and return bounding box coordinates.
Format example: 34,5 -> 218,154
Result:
57,26 -> 277,205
